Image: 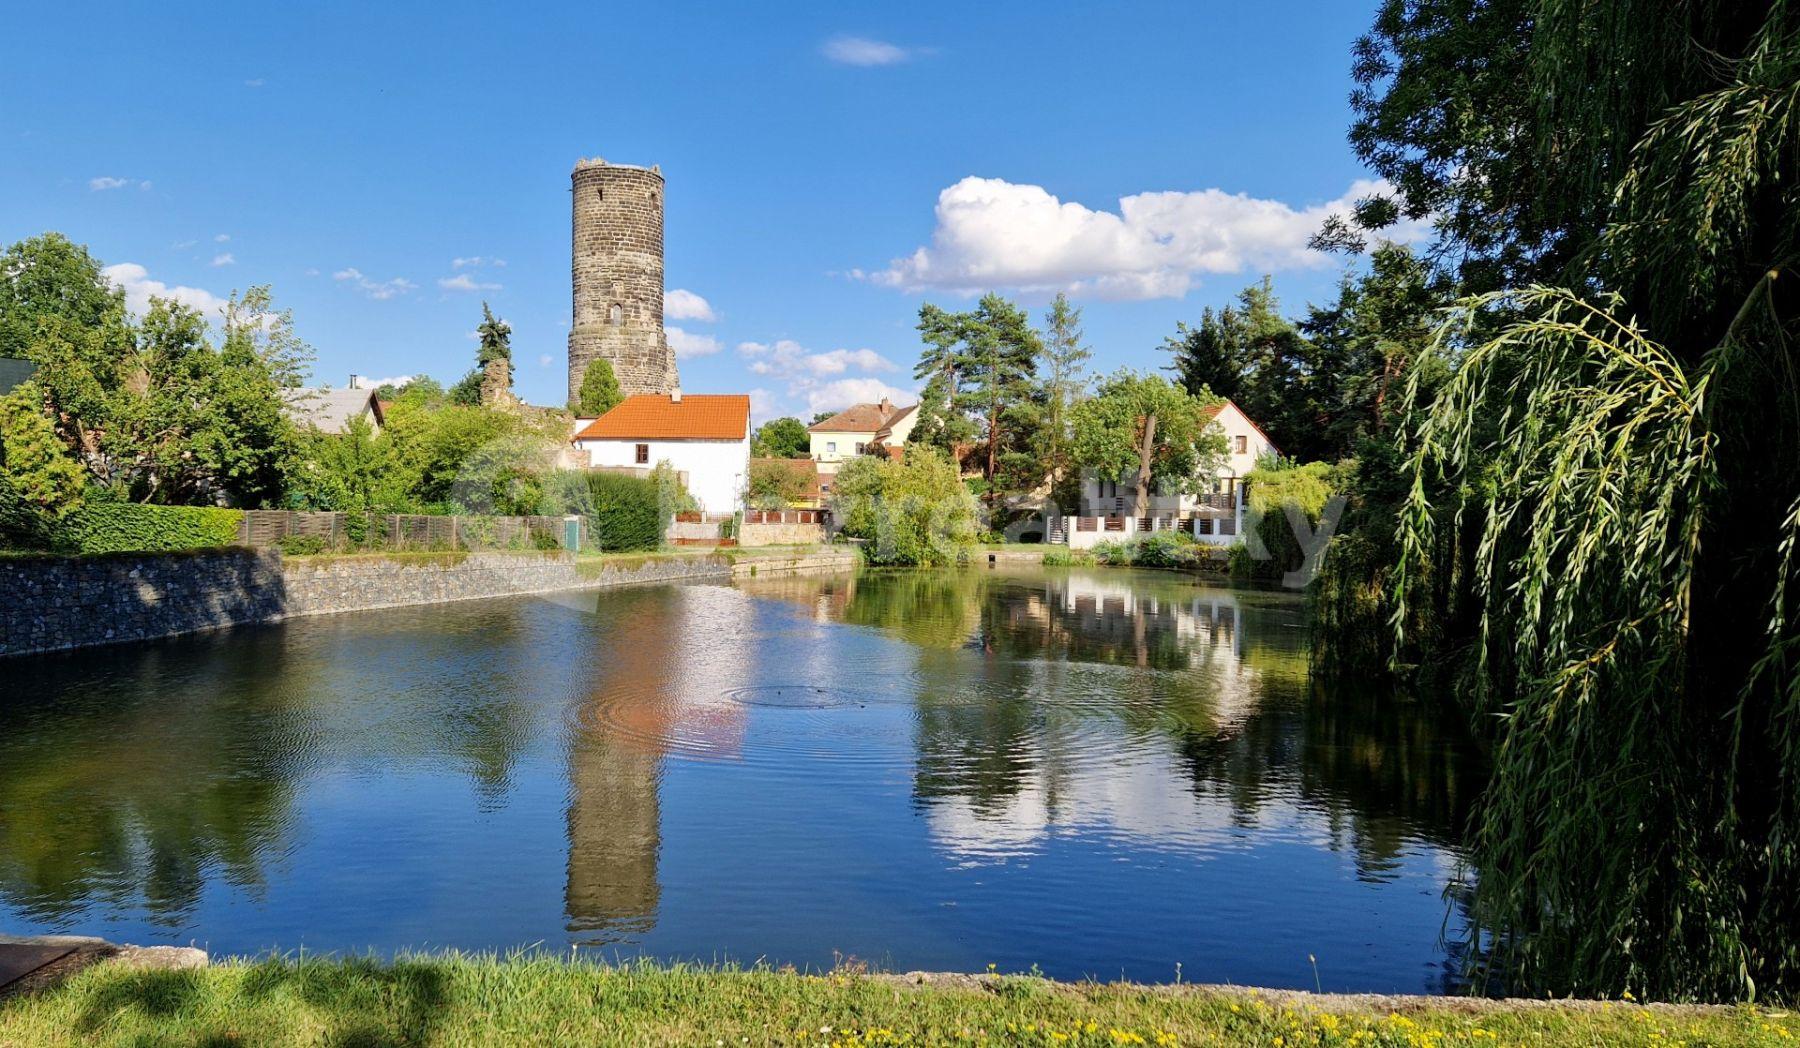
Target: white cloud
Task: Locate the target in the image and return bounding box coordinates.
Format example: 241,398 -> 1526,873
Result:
437,273 -> 502,292
748,388 -> 780,423
103,263 -> 229,319
869,175 -> 1431,300
214,233 -> 231,243
348,374 -> 414,390
333,267 -> 417,300
667,325 -> 723,358
740,340 -> 896,378
804,378 -> 915,416
244,78 -> 265,88
822,35 -> 917,66
89,176 -> 150,191
452,255 -> 506,269
304,267 -> 321,277
172,239 -> 197,250
210,252 -> 235,267
736,339 -> 910,416
537,354 -> 553,368
665,288 -> 716,322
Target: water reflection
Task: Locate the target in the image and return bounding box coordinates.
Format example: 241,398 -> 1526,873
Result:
736,569 -> 1478,876
0,567 -> 1484,991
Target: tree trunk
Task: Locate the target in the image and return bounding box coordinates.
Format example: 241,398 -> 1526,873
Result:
986,400 -> 1000,510
1134,413 -> 1157,514
1373,352 -> 1401,433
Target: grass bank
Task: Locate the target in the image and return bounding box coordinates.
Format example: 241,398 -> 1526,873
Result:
2,956 -> 1795,1046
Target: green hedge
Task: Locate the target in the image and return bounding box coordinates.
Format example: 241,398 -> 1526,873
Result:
582,472 -> 664,552
0,477 -> 54,551
59,503 -> 245,554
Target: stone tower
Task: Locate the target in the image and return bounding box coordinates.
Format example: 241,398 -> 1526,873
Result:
568,158 -> 679,404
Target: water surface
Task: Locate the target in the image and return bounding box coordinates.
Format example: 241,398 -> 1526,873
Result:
0,566 -> 1483,992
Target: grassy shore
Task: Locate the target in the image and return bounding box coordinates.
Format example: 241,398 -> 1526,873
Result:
1,957 -> 1796,1047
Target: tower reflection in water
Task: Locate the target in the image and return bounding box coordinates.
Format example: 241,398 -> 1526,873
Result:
562,585 -> 752,946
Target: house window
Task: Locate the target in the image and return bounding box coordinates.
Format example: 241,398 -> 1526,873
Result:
1234,435 -> 1248,454
827,441 -> 837,454
635,443 -> 649,464
854,442 -> 866,455
1196,518 -> 1214,535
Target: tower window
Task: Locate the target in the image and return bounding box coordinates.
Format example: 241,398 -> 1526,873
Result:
595,187 -> 604,201
608,303 -> 623,325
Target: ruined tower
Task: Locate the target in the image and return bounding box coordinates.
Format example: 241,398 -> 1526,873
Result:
568,158 -> 679,405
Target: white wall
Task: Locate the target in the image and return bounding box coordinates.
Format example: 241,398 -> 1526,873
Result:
1212,401 -> 1277,483
575,436 -> 750,515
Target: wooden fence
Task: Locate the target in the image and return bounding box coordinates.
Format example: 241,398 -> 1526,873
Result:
237,511 -> 579,551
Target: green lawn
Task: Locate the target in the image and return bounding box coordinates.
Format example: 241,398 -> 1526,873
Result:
2,956 -> 1795,1046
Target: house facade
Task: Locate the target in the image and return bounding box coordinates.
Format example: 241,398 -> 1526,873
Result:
1073,399 -> 1278,546
807,398 -> 918,474
571,391 -> 750,516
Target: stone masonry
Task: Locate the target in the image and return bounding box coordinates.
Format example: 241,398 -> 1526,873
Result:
568,158 -> 679,403
0,548 -> 858,658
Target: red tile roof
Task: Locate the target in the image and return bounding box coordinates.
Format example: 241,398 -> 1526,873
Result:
573,394 -> 750,441
807,399 -> 913,434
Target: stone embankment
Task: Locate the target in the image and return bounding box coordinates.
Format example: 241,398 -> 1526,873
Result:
0,546 -> 857,658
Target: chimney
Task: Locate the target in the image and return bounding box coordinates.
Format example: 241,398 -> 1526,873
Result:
879,396 -> 892,414
670,386 -> 682,403
349,373 -> 364,389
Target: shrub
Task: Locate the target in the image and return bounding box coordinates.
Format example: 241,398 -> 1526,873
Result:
0,476 -> 53,551
580,471 -> 664,552
58,503 -> 244,554
1240,460 -> 1338,581
278,535 -> 330,556
1131,531 -> 1201,569
1092,539 -> 1132,566
828,447 -> 979,566
1041,546 -> 1093,567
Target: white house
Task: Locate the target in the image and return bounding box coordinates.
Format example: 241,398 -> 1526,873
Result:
1073,399 -> 1278,546
571,391 -> 750,516
806,398 -> 918,475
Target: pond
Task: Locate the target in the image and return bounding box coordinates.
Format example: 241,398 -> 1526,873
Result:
0,566 -> 1484,993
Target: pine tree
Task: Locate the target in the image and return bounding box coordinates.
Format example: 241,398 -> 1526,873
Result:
1039,293 -> 1091,503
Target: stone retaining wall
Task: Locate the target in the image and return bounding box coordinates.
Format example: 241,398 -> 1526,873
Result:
0,549 -> 285,657
0,547 -> 859,658
739,522 -> 827,547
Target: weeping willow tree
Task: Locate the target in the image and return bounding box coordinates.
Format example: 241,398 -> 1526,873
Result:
1326,0 -> 1800,1001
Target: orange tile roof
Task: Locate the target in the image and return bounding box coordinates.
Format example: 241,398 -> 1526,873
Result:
573,394 -> 750,441
807,400 -> 912,433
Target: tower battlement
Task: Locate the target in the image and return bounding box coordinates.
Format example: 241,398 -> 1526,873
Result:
568,158 -> 678,403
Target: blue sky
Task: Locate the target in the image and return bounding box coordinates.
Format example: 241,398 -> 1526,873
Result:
1,1 -> 1397,421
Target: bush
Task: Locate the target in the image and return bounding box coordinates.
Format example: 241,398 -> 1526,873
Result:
1133,532 -> 1200,568
1240,460 -> 1338,581
278,535 -> 330,556
58,503 -> 244,554
1041,546 -> 1093,566
828,447 -> 979,566
1088,533 -> 1203,569
0,476 -> 53,551
581,471 -> 665,552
